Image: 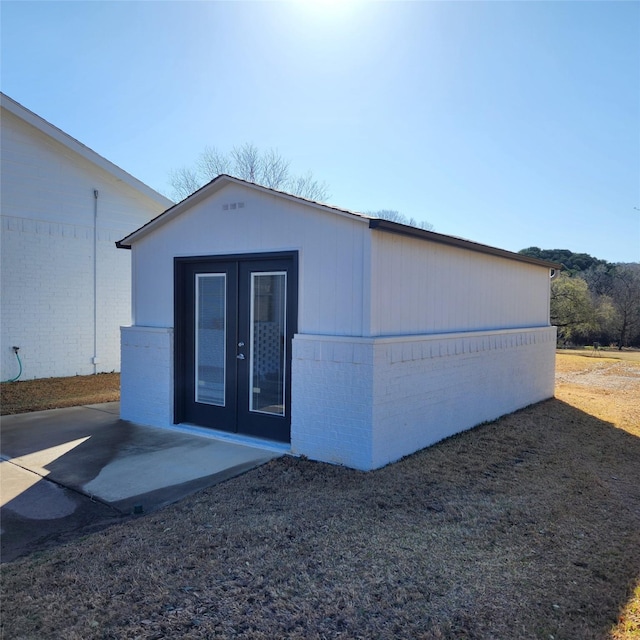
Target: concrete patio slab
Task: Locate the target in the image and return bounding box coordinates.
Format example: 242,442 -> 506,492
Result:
1,403 -> 283,562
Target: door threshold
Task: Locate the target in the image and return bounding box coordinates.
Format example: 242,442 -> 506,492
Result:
167,422 -> 291,455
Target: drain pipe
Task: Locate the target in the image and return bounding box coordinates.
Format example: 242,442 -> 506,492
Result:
93,189 -> 99,375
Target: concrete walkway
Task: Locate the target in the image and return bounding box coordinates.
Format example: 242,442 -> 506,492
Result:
0,403 -> 282,562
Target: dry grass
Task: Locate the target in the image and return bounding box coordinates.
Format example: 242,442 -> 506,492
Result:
0,373 -> 120,415
556,348 -> 640,363
1,355 -> 639,639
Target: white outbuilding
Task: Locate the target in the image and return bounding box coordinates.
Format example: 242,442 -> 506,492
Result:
117,175 -> 559,471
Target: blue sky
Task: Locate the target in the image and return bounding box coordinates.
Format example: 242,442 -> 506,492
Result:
2,0 -> 638,263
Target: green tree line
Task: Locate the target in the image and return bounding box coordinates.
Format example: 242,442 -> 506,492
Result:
519,247 -> 640,349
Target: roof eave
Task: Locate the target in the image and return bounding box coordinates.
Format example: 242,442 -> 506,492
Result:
368,219 -> 563,270
115,172 -> 562,272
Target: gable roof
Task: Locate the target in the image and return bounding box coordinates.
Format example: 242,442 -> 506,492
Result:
116,174 -> 560,271
116,173 -> 371,248
1,92 -> 173,209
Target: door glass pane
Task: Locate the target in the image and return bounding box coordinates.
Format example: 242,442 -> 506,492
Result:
195,274 -> 226,406
250,272 -> 286,415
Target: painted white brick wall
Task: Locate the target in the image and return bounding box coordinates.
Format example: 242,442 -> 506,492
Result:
291,337 -> 374,469
1,105 -> 168,380
291,327 -> 556,470
370,327 -> 557,467
120,326 -> 173,427
1,216 -> 136,378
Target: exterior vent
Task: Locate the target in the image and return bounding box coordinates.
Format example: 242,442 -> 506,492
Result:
222,202 -> 245,211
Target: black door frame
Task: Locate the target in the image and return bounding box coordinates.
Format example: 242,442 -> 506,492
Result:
174,251 -> 298,442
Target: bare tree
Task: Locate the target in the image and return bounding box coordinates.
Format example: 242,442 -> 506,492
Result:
583,262 -> 640,347
169,143 -> 330,203
609,264 -> 640,348
368,209 -> 434,232
260,148 -> 290,188
198,145 -> 231,178
168,167 -> 203,201
229,143 -> 261,183
289,171 -> 332,201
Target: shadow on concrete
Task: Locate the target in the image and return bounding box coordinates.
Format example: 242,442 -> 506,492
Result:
0,403 -> 280,562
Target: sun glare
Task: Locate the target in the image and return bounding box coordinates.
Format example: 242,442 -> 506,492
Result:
290,0 -> 362,19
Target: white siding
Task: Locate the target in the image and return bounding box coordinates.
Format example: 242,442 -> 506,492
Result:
0,108 -> 167,379
369,232 -> 551,336
131,183 -> 370,335
122,176 -> 557,471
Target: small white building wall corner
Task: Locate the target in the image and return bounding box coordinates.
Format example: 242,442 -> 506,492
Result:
291,335 -> 375,470
120,326 -> 174,427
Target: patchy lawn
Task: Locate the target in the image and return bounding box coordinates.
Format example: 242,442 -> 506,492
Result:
1,355 -> 639,639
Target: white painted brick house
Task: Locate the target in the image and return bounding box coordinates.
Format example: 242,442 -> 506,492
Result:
1,93 -> 172,380
117,174 -> 559,470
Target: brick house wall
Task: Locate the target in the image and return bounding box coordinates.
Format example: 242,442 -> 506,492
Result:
0,94 -> 171,380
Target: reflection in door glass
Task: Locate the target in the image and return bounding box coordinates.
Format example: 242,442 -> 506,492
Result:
250,272 -> 286,415
196,274 -> 226,406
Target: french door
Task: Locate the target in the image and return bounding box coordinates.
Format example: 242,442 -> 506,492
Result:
175,253 -> 297,443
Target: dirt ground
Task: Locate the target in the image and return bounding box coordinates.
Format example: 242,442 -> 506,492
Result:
556,348 -> 640,363
1,354 -> 639,639
1,372 -> 120,415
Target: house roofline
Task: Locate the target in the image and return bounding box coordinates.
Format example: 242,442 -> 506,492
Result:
369,219 -> 563,270
1,92 -> 173,209
116,174 -> 371,249
115,172 -> 561,272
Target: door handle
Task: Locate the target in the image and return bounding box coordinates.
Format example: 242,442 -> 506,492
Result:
237,353 -> 245,360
